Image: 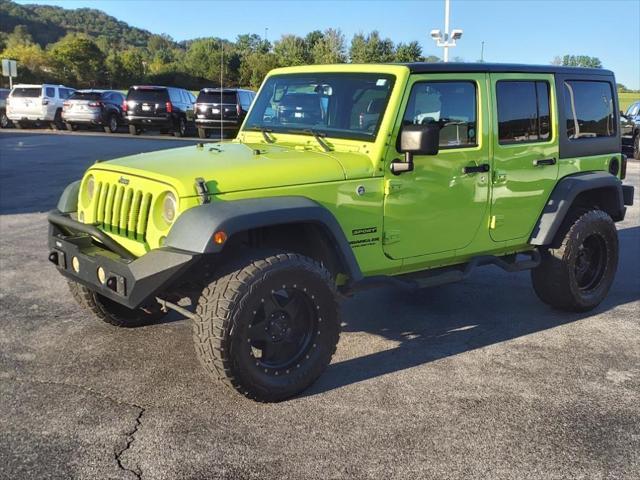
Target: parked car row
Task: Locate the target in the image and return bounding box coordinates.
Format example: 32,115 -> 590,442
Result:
621,100 -> 640,160
0,84 -> 256,139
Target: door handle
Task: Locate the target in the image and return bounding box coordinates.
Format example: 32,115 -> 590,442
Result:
463,163 -> 490,174
533,158 -> 556,167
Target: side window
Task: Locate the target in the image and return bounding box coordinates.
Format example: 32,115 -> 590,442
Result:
402,81 -> 477,148
61,88 -> 73,99
238,91 -> 251,109
45,87 -> 55,98
496,80 -> 551,144
564,80 -> 615,139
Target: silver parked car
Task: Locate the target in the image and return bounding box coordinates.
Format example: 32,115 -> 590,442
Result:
6,84 -> 75,129
62,89 -> 126,133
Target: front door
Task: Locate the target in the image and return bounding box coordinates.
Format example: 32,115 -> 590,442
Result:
383,74 -> 490,259
489,73 -> 559,242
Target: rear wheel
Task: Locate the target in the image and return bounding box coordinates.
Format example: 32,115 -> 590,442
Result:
14,121 -> 24,129
68,280 -> 166,327
50,109 -> 64,130
129,124 -> 141,135
531,209 -> 618,312
173,116 -> 187,137
104,113 -> 118,134
197,127 -> 209,139
192,251 -> 340,402
0,111 -> 10,128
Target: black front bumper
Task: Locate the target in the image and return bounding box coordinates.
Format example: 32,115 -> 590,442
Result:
48,210 -> 198,309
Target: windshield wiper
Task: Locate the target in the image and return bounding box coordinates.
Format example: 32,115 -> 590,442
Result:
303,129 -> 332,152
248,124 -> 276,143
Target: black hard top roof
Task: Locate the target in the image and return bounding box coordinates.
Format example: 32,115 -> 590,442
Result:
403,62 -> 614,77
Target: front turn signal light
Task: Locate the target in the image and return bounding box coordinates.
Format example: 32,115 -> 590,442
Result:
213,231 -> 227,245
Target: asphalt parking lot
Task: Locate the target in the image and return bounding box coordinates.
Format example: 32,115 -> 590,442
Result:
0,130 -> 638,480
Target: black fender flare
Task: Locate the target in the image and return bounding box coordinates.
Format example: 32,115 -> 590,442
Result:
165,196 -> 363,282
529,171 -> 625,245
57,180 -> 81,213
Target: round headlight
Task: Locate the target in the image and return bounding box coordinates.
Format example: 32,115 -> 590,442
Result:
86,175 -> 95,201
162,192 -> 177,223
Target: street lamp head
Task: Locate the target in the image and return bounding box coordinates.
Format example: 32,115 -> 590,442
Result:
430,29 -> 442,40
451,29 -> 464,40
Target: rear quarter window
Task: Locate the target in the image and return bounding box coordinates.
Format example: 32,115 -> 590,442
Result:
197,91 -> 237,104
564,80 -> 615,139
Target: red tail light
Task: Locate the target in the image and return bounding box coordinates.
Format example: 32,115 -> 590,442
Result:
122,99 -> 128,112
166,101 -> 173,113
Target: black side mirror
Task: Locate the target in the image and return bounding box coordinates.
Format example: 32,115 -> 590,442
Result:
390,123 -> 440,174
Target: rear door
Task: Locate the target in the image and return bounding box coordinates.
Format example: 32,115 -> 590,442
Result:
128,87 -> 170,117
196,90 -> 239,122
10,87 -> 43,116
489,73 -> 559,242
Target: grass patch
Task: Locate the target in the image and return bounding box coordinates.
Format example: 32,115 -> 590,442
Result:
619,92 -> 640,112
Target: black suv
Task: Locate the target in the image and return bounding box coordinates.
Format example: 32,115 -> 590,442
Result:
621,100 -> 640,159
194,88 -> 255,138
124,86 -> 196,137
62,90 -> 126,133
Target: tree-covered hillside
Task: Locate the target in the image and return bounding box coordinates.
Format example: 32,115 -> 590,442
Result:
0,0 -> 152,48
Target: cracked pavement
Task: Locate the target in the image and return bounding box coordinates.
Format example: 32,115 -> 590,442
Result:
0,131 -> 639,479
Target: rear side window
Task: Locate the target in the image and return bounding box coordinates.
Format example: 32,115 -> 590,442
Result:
564,81 -> 615,139
238,91 -> 252,109
60,88 -> 73,99
11,87 -> 41,98
128,88 -> 169,102
197,90 -> 237,104
496,81 -> 551,144
402,81 -> 477,149
45,87 -> 55,98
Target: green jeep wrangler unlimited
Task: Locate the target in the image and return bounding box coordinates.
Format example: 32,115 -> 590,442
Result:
49,63 -> 634,402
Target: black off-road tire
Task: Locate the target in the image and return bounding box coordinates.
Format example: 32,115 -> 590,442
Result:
633,133 -> 640,160
129,124 -> 141,135
192,251 -> 340,402
531,209 -> 618,312
68,280 -> 166,327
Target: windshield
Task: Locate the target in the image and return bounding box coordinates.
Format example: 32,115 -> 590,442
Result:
245,73 -> 395,141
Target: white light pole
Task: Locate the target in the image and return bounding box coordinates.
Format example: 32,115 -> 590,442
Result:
429,0 -> 463,62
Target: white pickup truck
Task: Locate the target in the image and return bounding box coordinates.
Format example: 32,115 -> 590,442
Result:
6,84 -> 75,129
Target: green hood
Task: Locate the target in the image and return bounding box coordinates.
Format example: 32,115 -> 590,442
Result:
91,142 -> 375,197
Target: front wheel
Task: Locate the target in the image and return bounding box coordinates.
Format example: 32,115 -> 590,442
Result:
531,209 -> 618,312
192,252 -> 340,402
68,281 -> 166,327
104,113 -> 118,134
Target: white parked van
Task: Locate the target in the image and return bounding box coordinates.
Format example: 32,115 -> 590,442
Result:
6,84 -> 75,129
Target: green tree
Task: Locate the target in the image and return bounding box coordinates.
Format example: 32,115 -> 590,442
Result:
239,51 -> 279,89
49,35 -> 106,86
5,25 -> 34,49
274,34 -> 308,66
311,28 -> 346,64
120,48 -> 146,85
423,55 -> 440,63
394,41 -> 422,62
553,54 -> 603,68
349,31 -> 395,63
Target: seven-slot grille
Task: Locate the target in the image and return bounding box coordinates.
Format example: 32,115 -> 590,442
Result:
92,181 -> 152,241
